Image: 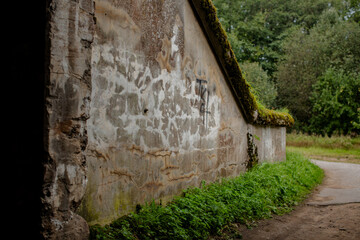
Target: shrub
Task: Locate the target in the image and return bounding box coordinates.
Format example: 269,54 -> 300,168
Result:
309,68 -> 360,136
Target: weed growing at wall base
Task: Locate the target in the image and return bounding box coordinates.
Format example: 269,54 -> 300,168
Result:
90,152 -> 323,240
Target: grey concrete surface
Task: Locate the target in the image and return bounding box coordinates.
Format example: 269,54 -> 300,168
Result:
79,0 -> 287,226
308,160 -> 360,205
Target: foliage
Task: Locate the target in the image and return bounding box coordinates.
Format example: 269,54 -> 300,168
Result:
347,0 -> 360,23
213,0 -> 342,75
240,61 -> 277,108
308,69 -> 360,136
90,152 -> 323,240
214,0 -> 360,134
276,9 -> 360,127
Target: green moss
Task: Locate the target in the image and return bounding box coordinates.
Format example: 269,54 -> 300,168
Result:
194,0 -> 294,127
113,191 -> 133,215
77,185 -> 100,224
246,132 -> 259,169
257,105 -> 295,127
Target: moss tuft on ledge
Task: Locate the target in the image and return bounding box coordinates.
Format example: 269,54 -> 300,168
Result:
257,106 -> 295,127
189,0 -> 294,127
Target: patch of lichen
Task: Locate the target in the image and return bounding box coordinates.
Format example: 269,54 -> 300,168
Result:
77,185 -> 100,224
195,0 -> 294,127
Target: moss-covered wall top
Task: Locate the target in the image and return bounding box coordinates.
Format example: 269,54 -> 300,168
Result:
189,0 -> 294,127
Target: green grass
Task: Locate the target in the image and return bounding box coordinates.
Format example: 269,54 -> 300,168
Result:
287,133 -> 360,164
287,146 -> 360,164
90,152 -> 323,240
287,133 -> 360,149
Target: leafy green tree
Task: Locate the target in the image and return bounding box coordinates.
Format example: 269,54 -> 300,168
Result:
352,112 -> 360,131
309,69 -> 360,136
213,0 -> 342,75
347,0 -> 360,23
213,0 -> 360,134
240,62 -> 277,108
276,9 -> 360,127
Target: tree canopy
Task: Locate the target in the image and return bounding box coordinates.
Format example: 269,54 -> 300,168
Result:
213,0 -> 360,135
213,0 -> 344,75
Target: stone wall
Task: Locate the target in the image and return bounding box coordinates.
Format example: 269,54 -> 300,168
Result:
42,0 -> 287,238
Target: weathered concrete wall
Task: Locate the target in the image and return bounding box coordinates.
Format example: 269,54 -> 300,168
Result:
42,0 -> 94,239
256,126 -> 286,162
76,0 -> 286,226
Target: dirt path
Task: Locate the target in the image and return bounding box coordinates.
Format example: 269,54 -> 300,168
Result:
237,202 -> 360,240
213,160 -> 360,240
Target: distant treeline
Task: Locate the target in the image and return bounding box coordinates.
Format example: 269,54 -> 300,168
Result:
213,0 -> 360,136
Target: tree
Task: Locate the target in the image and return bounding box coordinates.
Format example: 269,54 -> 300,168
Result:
213,0 -> 360,134
309,69 -> 360,136
240,61 -> 277,108
347,0 -> 360,23
213,0 -> 342,75
275,9 -> 360,127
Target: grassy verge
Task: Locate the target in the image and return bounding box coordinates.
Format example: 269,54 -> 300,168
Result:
287,133 -> 360,164
90,152 -> 323,240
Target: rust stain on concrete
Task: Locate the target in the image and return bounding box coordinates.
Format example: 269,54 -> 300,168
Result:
161,165 -> 180,171
110,169 -> 134,179
89,149 -> 109,161
156,36 -> 173,72
127,144 -> 179,159
168,172 -> 196,182
141,181 -> 164,190
95,0 -> 141,36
